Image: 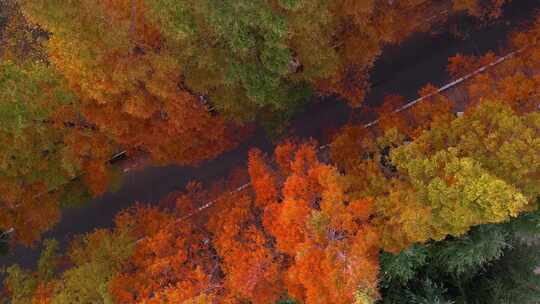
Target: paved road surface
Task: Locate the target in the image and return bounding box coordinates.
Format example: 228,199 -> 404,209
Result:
1,0 -> 539,275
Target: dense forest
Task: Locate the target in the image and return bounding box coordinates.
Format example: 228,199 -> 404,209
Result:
1,0 -> 539,303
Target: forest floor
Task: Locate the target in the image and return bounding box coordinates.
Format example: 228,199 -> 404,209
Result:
1,0 -> 539,276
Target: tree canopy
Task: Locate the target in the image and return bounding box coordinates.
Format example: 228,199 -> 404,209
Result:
2,2 -> 540,303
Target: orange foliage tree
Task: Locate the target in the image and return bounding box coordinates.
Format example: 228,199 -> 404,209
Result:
0,59 -> 116,245
451,0 -> 510,20
10,142 -> 381,303
449,16 -> 540,114
375,94 -> 412,135
259,143 -> 380,303
21,0 -> 239,166
409,84 -> 454,137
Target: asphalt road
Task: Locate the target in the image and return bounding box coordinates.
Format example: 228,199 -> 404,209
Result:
1,0 -> 539,276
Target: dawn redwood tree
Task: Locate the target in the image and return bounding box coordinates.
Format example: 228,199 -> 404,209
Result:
375,94 -> 412,136
3,5 -> 539,302
447,53 -> 481,78
20,0 -> 238,166
206,191 -> 283,303
5,142 -> 382,303
11,0 -> 517,170
329,125 -> 374,170
9,0 -> 517,175
144,0 -> 454,116
449,16 -> 540,115
50,230 -> 134,304
0,61 -> 113,245
409,84 -> 454,138
248,149 -> 280,208
309,0 -> 472,107
109,158 -> 284,303
109,206 -> 217,303
3,231 -> 134,304
4,104 -> 539,302
144,0 -> 310,123
329,126 -> 402,199
258,143 -> 381,304
451,0 -> 510,20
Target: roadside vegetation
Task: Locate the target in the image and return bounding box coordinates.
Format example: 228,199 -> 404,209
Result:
1,1 -> 539,303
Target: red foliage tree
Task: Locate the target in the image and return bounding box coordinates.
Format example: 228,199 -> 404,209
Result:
375,94 -> 412,135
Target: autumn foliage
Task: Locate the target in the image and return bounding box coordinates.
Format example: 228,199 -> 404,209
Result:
4,97 -> 539,302
108,142 -> 380,303
2,3 -> 540,304
2,142 -> 383,303
0,0 -> 523,247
